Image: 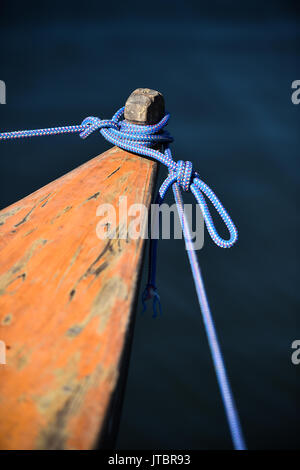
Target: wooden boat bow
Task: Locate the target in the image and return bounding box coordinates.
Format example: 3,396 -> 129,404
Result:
0,89 -> 162,450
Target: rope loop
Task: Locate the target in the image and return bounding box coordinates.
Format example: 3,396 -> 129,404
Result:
79,116 -> 119,139
175,160 -> 193,192
0,103 -> 245,449
0,106 -> 238,249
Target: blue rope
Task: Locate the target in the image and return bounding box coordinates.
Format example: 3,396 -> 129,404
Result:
172,183 -> 246,450
0,107 -> 238,249
0,106 -> 245,449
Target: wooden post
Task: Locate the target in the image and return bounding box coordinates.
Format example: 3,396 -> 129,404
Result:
0,89 -> 164,450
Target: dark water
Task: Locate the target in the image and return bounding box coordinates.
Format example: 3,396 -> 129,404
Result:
0,2 -> 299,449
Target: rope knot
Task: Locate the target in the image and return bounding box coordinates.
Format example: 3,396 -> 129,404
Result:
79,116 -> 119,139
176,160 -> 193,192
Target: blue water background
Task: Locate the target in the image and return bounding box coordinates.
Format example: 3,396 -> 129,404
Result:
0,1 -> 299,449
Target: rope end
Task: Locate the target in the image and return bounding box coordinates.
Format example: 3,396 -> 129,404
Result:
141,284 -> 162,318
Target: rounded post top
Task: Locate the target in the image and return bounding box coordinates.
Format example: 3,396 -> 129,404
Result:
124,88 -> 165,125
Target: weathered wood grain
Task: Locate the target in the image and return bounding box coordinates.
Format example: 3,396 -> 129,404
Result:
0,146 -> 157,449
124,88 -> 165,125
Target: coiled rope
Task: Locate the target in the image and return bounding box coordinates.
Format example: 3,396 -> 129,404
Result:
0,107 -> 237,246
0,106 -> 245,450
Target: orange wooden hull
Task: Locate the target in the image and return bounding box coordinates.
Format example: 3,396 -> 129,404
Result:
0,146 -> 157,449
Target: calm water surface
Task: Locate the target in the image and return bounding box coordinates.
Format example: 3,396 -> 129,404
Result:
0,5 -> 299,449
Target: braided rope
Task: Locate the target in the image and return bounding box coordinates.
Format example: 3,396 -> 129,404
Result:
0,107 -> 237,249
0,105 -> 245,450
172,182 -> 246,450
